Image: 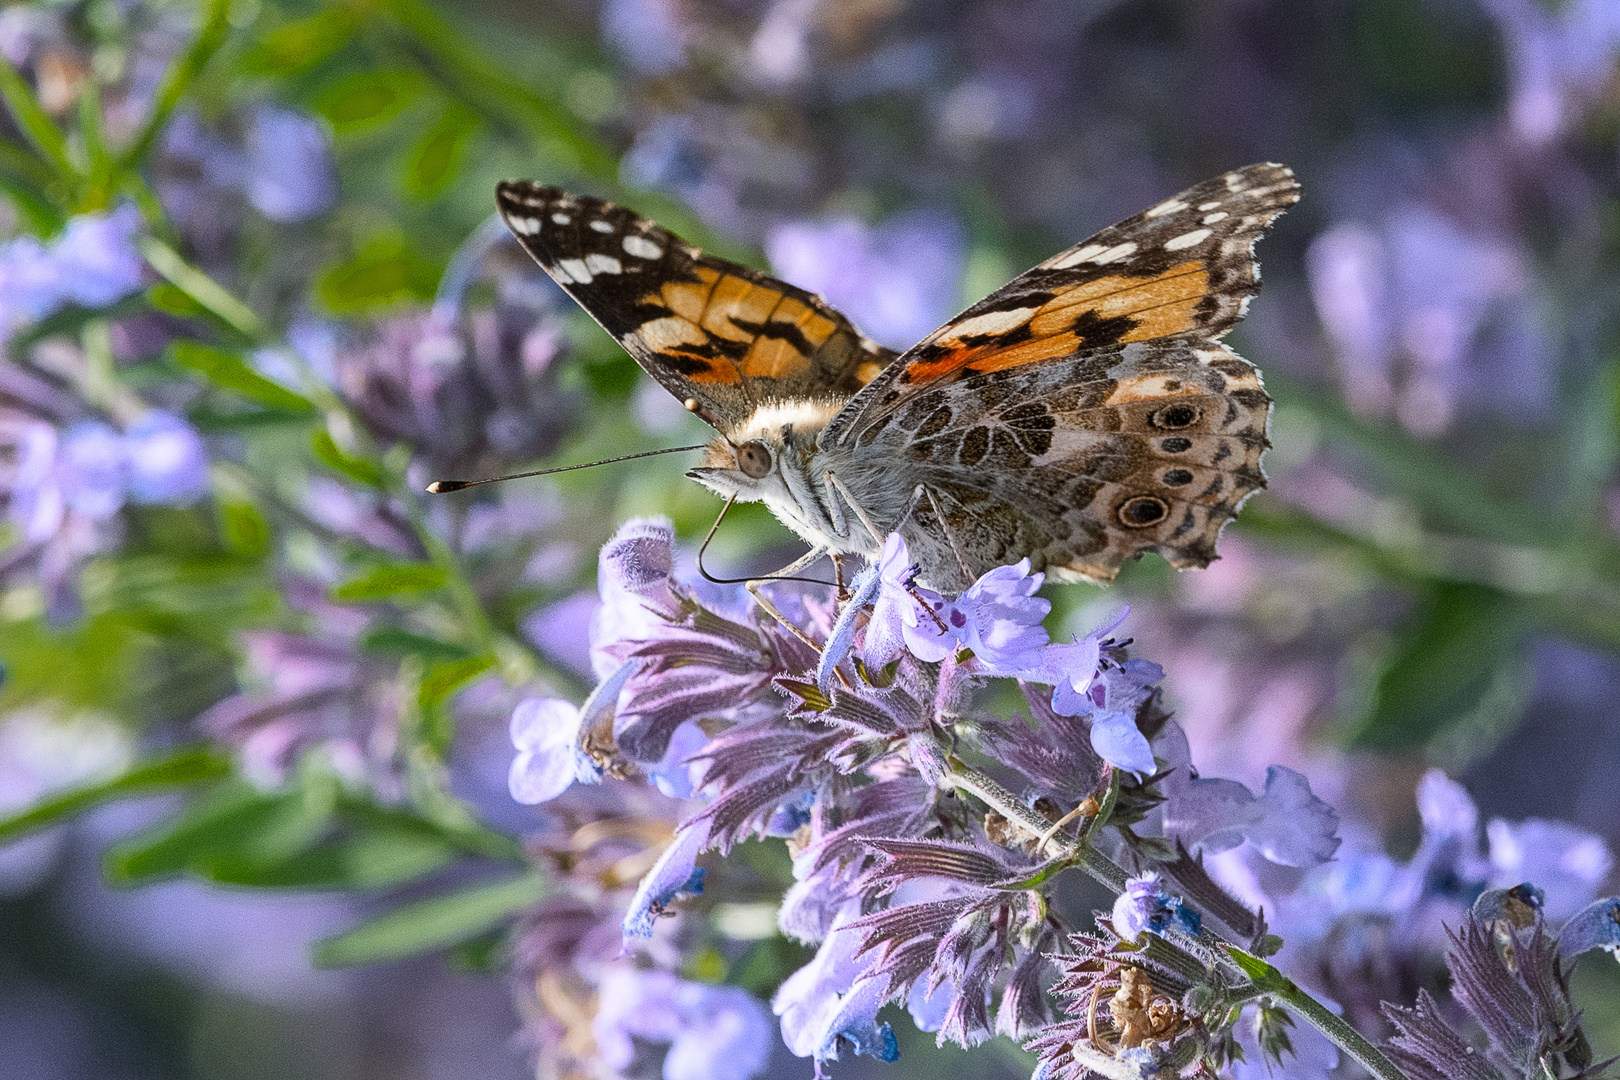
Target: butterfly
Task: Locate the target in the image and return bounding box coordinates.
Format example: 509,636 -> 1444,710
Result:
494,163 -> 1298,592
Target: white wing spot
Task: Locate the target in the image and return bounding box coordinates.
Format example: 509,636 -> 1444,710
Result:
937,307 -> 1037,342
1201,212 -> 1229,225
555,258 -> 591,284
622,235 -> 663,259
1197,201 -> 1223,211
1091,241 -> 1137,264
1163,229 -> 1212,251
508,215 -> 540,235
551,212 -> 571,225
585,253 -> 622,275
589,220 -> 614,234
1049,243 -> 1107,269
1145,199 -> 1189,218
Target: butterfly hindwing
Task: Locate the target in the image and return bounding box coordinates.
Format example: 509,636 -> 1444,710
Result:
495,182 -> 895,431
824,163 -> 1298,447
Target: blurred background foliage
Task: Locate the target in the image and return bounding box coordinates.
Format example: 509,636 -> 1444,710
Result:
2,0 -> 1620,1077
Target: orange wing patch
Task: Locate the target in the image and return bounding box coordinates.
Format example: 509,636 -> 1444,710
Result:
630,267 -> 841,384
901,261 -> 1211,385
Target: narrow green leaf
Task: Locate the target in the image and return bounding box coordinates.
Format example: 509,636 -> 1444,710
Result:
201,820 -> 457,890
419,655 -> 496,708
315,70 -> 423,131
140,238 -> 265,339
310,429 -> 385,488
1339,582 -> 1527,752
361,627 -> 474,662
0,55 -> 77,178
0,163 -> 64,234
401,106 -> 478,199
240,9 -> 359,77
168,341 -> 317,414
330,562 -> 450,602
105,783 -> 332,883
118,0 -> 232,169
0,747 -> 228,845
314,873 -> 547,967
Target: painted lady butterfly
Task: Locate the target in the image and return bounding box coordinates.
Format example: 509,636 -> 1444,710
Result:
495,163 -> 1299,591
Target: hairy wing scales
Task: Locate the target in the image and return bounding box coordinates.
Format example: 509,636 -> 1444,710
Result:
495,181 -> 895,431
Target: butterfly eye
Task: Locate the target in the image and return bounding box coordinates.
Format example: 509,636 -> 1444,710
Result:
736,440 -> 772,479
1117,495 -> 1170,528
1150,402 -> 1202,429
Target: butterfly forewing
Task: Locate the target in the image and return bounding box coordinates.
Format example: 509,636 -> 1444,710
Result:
495,182 -> 895,432
824,163 -> 1299,448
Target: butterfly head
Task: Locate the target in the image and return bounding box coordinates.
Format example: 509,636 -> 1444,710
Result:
685,400 -> 839,505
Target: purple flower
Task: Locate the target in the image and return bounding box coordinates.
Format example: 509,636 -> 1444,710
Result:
123,412 -> 209,505
1559,897 -> 1620,960
1486,817 -> 1613,922
244,106 -> 337,223
1481,0 -> 1620,145
508,698 -> 588,805
1149,721 -> 1340,867
624,818 -> 710,939
862,533 -> 1049,670
1111,872 -> 1202,942
591,516 -> 683,677
58,422 -> 126,521
592,968 -> 773,1080
773,905 -> 899,1065
0,206 -> 144,338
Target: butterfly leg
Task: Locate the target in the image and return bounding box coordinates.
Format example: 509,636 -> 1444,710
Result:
746,546 -> 828,651
918,485 -> 976,587
821,471 -> 886,548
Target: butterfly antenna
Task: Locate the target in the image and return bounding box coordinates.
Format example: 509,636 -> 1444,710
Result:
426,444 -> 707,494
697,494 -> 835,587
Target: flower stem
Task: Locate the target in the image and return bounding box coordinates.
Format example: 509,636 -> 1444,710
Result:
950,760 -> 1410,1080
1224,946 -> 1410,1080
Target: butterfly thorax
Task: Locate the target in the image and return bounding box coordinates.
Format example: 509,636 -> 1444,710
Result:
687,399 -> 909,560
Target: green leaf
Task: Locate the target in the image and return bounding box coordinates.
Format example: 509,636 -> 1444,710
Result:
0,54 -> 76,179
313,873 -> 547,967
361,627 -> 474,662
419,655 -> 496,708
145,282 -> 213,320
105,782 -> 334,884
240,9 -> 359,77
201,817 -> 458,890
401,105 -> 479,200
0,747 -> 229,845
217,497 -> 272,557
117,0 -> 231,169
141,239 -> 265,339
168,341 -> 317,415
1339,582 -> 1528,752
330,562 -> 450,602
309,429 -> 385,488
315,70 -> 423,131
315,245 -> 439,313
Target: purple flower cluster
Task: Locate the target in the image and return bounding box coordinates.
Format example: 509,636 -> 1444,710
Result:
504,522 -> 1373,1078
0,207 -> 145,342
